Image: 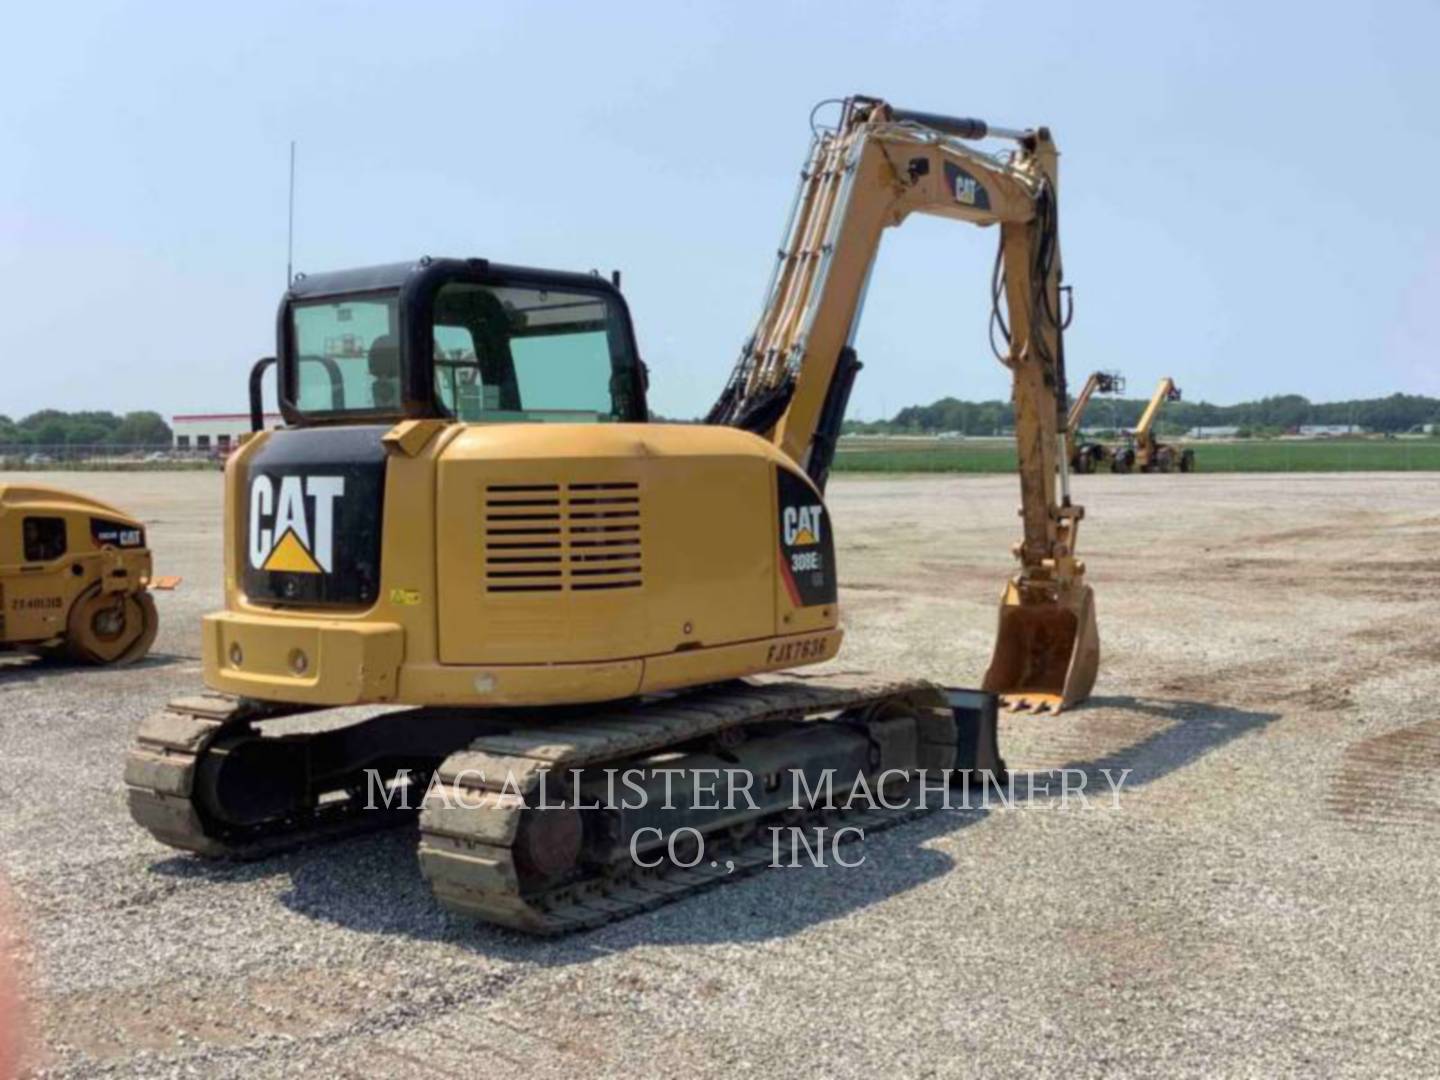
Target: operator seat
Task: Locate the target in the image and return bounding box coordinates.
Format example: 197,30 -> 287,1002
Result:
368,334 -> 401,409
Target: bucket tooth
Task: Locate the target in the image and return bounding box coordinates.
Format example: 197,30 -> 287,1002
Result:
982,581 -> 1099,714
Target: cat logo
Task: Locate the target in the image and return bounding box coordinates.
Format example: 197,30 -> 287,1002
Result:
782,504 -> 824,548
943,162 -> 990,212
248,475 -> 345,574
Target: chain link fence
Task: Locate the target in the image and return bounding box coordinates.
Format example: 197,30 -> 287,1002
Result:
0,444 -> 222,471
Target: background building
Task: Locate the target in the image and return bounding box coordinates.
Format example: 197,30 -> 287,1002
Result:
172,412 -> 281,452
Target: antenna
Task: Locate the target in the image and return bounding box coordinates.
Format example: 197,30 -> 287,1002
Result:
286,140 -> 296,286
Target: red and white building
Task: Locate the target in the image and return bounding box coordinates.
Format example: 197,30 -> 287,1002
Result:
171,413 -> 283,453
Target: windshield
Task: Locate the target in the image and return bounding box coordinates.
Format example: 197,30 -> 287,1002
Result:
288,279 -> 638,422
431,281 -> 632,423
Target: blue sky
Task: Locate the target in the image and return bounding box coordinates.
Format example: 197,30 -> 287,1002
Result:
3,1 -> 1437,421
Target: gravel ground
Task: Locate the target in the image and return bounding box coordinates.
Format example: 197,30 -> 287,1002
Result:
2,468 -> 1438,1077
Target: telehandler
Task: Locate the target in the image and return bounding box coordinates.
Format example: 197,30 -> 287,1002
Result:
126,96 -> 1100,932
1,485 -> 159,664
1066,370 -> 1124,473
1111,377 -> 1194,472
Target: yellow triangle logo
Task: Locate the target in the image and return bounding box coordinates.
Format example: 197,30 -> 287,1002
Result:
263,528 -> 323,574
793,527 -> 817,546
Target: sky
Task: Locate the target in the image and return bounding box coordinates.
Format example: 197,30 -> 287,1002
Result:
3,0 -> 1438,423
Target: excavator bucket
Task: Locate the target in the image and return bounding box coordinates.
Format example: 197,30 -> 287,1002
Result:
981,581 -> 1099,713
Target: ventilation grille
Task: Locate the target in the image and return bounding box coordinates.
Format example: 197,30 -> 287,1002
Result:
483,482 -> 642,593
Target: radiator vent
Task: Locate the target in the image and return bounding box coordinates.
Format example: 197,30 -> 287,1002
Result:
483,482 -> 642,594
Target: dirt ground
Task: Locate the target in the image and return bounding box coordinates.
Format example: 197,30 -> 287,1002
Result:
2,469 -> 1438,1077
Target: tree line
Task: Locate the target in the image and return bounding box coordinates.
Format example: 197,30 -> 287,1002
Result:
0,410 -> 174,447
845,393 -> 1440,437
5,395 -> 1436,443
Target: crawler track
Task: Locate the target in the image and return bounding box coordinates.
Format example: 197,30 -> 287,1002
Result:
418,674 -> 996,933
124,693 -> 408,858
126,675 -> 1001,934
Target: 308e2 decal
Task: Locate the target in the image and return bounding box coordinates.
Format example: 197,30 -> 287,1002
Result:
776,467 -> 837,608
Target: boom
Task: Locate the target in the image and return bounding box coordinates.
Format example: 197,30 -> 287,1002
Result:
712,96 -> 1098,711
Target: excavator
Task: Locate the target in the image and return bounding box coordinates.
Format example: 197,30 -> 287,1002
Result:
1066,370 -> 1124,474
125,95 -> 1100,932
1,485 -> 160,664
1111,376 -> 1195,473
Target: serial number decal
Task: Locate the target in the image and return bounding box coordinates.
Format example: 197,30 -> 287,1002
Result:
11,596 -> 63,610
765,636 -> 830,665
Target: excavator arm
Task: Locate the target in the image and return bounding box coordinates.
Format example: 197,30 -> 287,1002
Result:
711,96 -> 1099,711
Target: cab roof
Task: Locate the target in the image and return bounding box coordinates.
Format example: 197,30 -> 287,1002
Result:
285,257 -> 620,301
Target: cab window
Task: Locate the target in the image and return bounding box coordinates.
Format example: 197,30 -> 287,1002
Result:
291,294 -> 401,414
432,282 -> 633,422
23,517 -> 66,561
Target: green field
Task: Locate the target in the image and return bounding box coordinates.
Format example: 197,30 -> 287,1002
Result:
831,438 -> 1440,474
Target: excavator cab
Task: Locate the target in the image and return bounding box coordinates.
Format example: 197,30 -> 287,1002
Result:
274,259 -> 648,427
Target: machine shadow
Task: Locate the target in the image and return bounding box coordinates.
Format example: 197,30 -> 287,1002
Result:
0,650 -> 187,685
1056,695 -> 1278,787
144,694 -> 1277,963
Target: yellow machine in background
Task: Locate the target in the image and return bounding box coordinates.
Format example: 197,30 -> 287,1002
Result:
1112,377 -> 1195,472
0,485 -> 159,664
128,96 -> 1101,932
1066,370 -> 1124,473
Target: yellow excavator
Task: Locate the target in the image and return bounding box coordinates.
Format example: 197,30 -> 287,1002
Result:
125,96 -> 1100,932
1,485 -> 160,664
1066,370 -> 1124,473
1111,377 -> 1195,473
